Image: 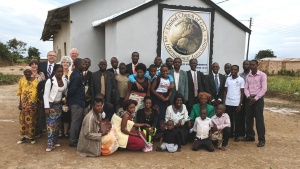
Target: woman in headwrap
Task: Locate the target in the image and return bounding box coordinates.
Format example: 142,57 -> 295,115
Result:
189,92 -> 215,121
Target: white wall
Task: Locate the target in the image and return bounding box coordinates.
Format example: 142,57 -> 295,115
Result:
69,0 -> 146,72
105,0 -> 247,74
53,17 -> 71,62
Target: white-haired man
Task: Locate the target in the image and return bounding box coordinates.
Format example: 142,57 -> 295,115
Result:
69,48 -> 79,70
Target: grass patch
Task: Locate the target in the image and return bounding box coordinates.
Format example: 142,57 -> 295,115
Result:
0,73 -> 22,85
267,75 -> 300,101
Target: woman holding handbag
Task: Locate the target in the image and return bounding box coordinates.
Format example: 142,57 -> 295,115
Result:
43,64 -> 68,152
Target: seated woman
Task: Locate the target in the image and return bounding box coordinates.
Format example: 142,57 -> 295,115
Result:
136,96 -> 158,143
121,99 -> 150,150
165,94 -> 191,145
77,98 -> 118,157
189,92 -> 215,121
125,63 -> 150,120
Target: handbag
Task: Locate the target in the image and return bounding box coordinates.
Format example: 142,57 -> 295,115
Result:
138,131 -> 153,152
100,120 -> 112,134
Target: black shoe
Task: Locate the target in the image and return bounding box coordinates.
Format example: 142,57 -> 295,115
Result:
156,147 -> 163,152
234,137 -> 240,142
69,143 -> 77,147
257,141 -> 265,147
242,137 -> 255,142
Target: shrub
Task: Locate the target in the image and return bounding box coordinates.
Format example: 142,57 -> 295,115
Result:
0,73 -> 22,85
267,76 -> 300,101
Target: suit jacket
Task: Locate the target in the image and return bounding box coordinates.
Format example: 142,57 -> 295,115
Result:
169,69 -> 189,104
205,73 -> 226,102
91,70 -> 119,105
107,68 -> 114,74
38,62 -> 56,79
125,63 -> 139,75
186,70 -> 206,111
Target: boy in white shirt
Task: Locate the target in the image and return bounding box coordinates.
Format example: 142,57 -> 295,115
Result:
192,109 -> 214,152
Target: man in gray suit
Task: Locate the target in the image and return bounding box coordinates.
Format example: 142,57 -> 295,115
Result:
169,58 -> 188,104
91,59 -> 119,106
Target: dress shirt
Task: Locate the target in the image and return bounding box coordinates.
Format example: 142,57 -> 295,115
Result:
47,62 -> 54,75
239,71 -> 250,81
191,70 -> 197,81
244,70 -> 267,101
212,72 -> 220,85
113,68 -> 119,74
174,71 -> 180,91
193,117 -> 213,139
132,63 -> 138,74
211,113 -> 231,130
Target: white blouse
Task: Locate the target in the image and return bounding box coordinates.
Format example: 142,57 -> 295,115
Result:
165,104 -> 189,125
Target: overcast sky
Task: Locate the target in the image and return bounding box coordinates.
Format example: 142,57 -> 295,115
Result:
0,0 -> 299,59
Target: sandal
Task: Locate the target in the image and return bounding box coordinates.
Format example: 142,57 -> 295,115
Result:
64,133 -> 69,139
58,133 -> 63,139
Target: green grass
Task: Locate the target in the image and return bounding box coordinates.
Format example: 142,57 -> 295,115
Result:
0,73 -> 22,85
267,75 -> 300,101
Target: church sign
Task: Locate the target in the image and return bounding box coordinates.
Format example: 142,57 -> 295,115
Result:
158,4 -> 215,74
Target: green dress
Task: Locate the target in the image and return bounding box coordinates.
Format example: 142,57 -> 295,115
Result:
189,104 -> 215,120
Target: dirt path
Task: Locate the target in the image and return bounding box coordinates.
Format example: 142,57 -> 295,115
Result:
0,84 -> 300,168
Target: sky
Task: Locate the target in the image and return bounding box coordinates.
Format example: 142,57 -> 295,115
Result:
0,0 -> 299,59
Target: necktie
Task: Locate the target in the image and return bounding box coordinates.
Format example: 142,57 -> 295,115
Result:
194,71 -> 198,97
214,74 -> 219,95
133,64 -> 137,74
47,64 -> 52,78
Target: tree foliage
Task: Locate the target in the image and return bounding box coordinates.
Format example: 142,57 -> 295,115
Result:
0,42 -> 13,62
27,46 -> 41,62
255,49 -> 276,60
6,38 -> 27,59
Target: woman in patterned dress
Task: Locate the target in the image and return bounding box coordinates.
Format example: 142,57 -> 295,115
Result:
17,66 -> 39,144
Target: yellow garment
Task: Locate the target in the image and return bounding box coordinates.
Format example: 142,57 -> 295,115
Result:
111,114 -> 134,148
16,76 -> 38,138
100,73 -> 105,95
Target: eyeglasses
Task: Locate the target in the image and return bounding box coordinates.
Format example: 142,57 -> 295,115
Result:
48,55 -> 56,57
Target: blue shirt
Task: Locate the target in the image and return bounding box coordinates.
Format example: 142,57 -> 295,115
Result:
67,69 -> 85,107
128,70 -> 174,83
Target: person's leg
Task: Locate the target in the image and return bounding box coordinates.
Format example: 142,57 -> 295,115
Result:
245,100 -> 255,140
69,105 -> 84,145
53,106 -> 62,145
222,127 -> 231,147
160,142 -> 167,151
192,138 -> 201,151
226,105 -> 234,138
204,138 -> 215,152
127,130 -> 145,150
232,106 -> 240,141
46,108 -> 55,148
239,96 -> 247,137
254,98 -> 266,144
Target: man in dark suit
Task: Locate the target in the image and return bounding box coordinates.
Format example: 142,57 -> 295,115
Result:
38,51 -> 57,79
91,59 -> 119,106
205,62 -> 226,107
126,52 -> 139,75
107,57 -> 119,75
186,59 -> 206,113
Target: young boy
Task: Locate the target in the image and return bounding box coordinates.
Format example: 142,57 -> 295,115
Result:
211,104 -> 231,150
192,109 -> 214,152
115,63 -> 129,109
156,120 -> 181,153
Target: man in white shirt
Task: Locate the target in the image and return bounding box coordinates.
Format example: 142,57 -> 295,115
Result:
192,109 -> 214,152
223,65 -> 244,142
69,48 -> 79,70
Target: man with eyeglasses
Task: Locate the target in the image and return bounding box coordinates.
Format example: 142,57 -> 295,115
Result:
38,51 -> 57,79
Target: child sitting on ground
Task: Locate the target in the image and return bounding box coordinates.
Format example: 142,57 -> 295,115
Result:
156,120 -> 181,153
192,109 -> 215,152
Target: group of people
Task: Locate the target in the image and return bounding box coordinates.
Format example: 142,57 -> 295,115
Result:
16,48 -> 267,157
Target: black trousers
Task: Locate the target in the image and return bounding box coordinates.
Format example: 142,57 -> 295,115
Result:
226,105 -> 240,137
245,97 -> 265,142
192,137 -> 215,152
239,95 -> 247,137
221,127 -> 231,147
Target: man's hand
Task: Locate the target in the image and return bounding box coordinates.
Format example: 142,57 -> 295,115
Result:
45,108 -> 50,117
248,97 -> 256,105
169,83 -> 174,89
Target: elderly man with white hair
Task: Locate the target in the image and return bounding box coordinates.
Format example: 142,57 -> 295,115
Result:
69,48 -> 79,70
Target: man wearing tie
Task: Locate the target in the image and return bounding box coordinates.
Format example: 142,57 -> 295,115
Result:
107,57 -> 119,75
186,59 -> 206,113
126,52 -> 139,75
205,62 -> 226,107
38,51 -> 57,79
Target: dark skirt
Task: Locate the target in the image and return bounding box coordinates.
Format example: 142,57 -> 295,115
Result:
61,109 -> 71,123
152,93 -> 169,134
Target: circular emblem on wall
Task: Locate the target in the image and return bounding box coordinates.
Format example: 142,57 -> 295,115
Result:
163,11 -> 208,62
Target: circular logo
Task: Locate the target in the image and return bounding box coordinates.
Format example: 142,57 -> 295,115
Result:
163,11 -> 208,62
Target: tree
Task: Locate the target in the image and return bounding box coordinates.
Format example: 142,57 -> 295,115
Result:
27,46 -> 41,61
255,49 -> 276,60
6,38 -> 27,59
0,41 -> 13,62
